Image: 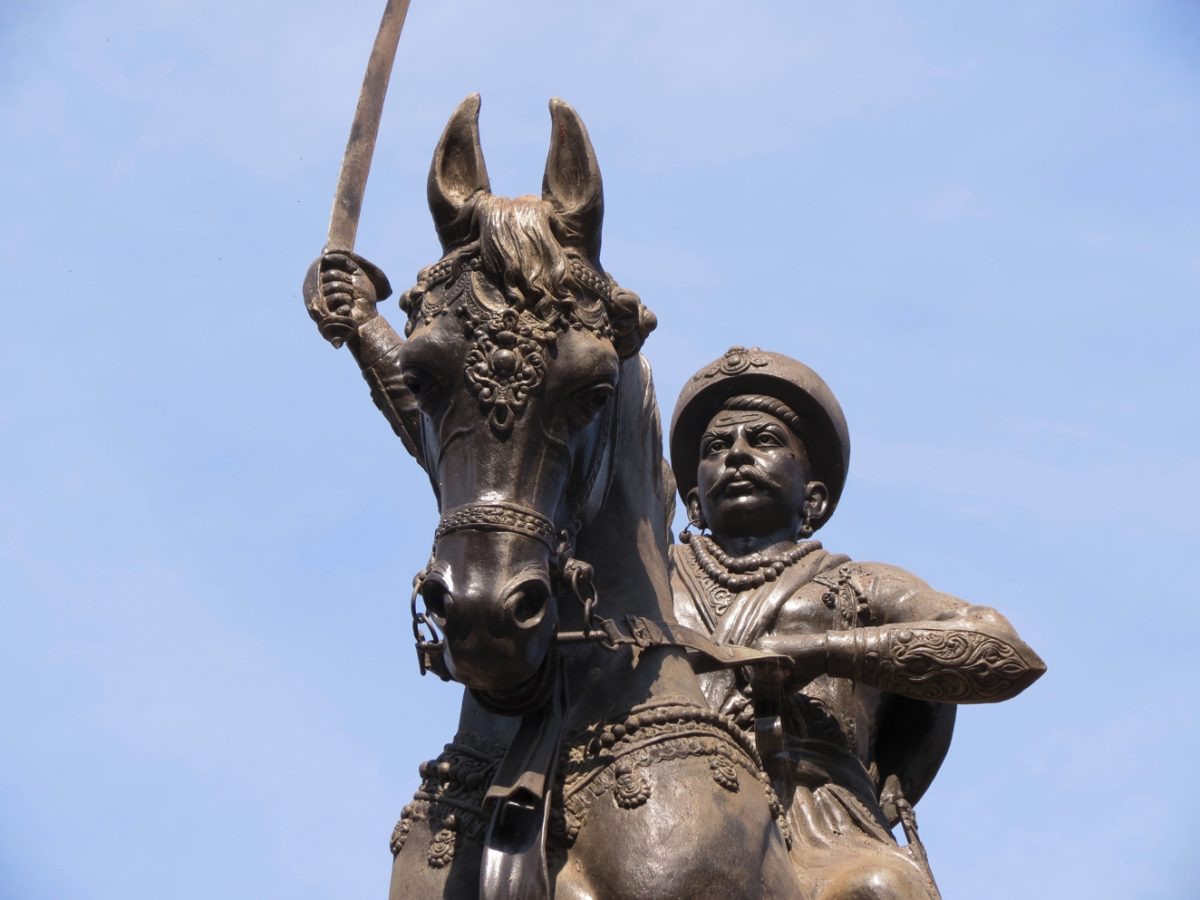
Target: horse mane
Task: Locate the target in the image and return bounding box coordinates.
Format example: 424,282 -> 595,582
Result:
633,354 -> 678,552
580,352 -> 675,566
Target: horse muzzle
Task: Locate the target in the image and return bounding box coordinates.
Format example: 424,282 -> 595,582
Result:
418,525 -> 560,696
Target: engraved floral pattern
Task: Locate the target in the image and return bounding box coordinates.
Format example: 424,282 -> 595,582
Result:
881,629 -> 1031,703
709,754 -> 740,792
613,762 -> 652,808
692,346 -> 770,381
462,305 -> 550,437
427,817 -> 458,868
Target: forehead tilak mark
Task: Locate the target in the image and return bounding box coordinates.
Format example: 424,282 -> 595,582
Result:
710,411 -> 764,427
709,410 -> 793,432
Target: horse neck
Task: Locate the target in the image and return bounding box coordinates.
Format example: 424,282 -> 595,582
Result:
574,353 -> 672,616
563,354 -> 708,727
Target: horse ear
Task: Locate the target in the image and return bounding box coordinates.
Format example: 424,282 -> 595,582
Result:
428,93 -> 491,251
542,97 -> 604,265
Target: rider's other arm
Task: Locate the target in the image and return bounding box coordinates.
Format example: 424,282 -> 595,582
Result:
823,563 -> 1046,704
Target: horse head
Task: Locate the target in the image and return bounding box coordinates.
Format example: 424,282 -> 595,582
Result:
397,95 -> 656,710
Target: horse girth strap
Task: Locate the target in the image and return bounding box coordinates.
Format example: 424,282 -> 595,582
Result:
557,615 -> 792,674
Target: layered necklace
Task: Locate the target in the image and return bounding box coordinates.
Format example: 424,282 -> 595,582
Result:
687,533 -> 818,594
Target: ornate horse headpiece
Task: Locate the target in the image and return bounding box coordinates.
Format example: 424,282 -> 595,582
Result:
393,95 -> 661,706
397,95 -> 655,438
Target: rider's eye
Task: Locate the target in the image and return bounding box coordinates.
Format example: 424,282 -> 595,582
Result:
754,432 -> 782,447
569,382 -> 614,426
703,440 -> 726,456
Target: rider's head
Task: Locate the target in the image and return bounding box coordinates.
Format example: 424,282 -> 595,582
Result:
671,348 -> 849,541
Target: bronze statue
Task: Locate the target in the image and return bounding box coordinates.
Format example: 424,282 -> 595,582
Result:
668,347 -> 1047,898
305,98 -> 808,899
303,13 -> 1045,896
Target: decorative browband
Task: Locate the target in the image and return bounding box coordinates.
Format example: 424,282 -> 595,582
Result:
434,501 -> 558,551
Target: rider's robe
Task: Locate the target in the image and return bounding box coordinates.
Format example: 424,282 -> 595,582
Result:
670,542 -> 948,898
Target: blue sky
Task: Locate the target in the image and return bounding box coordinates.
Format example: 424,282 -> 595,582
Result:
2,1 -> 1197,897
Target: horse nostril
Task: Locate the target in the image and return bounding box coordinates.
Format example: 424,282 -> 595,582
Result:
505,579 -> 550,628
421,579 -> 450,621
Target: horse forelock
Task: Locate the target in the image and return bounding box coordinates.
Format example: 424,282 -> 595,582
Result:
474,194 -> 571,305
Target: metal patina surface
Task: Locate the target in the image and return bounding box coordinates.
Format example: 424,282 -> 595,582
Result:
305,97 -> 802,899
669,347 -> 1045,898
300,8 -> 1044,898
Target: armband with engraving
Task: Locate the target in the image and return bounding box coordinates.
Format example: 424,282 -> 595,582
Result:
825,626 -> 1045,703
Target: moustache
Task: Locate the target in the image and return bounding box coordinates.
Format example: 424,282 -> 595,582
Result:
705,465 -> 782,500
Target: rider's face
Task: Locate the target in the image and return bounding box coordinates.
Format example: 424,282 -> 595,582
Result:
694,409 -> 812,539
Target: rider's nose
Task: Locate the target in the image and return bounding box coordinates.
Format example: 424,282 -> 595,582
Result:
727,433 -> 754,466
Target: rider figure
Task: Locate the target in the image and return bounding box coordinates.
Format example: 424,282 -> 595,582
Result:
668,347 -> 1045,899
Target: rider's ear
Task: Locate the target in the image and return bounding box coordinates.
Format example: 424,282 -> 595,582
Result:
428,93 -> 492,251
803,481 -> 829,528
542,97 -> 604,267
685,489 -> 706,530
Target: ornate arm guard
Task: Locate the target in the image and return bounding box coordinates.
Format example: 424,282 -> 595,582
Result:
351,315 -> 424,463
825,626 -> 1045,704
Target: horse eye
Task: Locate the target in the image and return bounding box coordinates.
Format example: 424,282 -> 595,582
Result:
402,367 -> 440,403
570,382 -> 614,425
586,384 -> 613,410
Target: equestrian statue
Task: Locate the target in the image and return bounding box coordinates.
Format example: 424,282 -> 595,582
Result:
300,6 -> 1045,896
305,95 -> 806,899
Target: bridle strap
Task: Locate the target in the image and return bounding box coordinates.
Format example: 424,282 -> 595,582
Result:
434,500 -> 558,552
430,371 -> 621,563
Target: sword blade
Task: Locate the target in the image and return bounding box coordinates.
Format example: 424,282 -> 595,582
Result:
325,0 -> 412,252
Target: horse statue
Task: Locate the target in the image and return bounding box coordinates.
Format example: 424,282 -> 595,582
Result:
304,95 -> 802,898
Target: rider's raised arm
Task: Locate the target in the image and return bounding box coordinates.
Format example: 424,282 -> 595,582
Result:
303,251 -> 424,460
351,315 -> 424,460
823,562 -> 1046,704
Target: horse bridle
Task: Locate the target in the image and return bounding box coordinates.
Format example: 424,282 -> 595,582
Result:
404,344 -> 796,900
410,368 -> 619,704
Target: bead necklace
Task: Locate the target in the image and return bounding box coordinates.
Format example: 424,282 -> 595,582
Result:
688,533 -> 818,592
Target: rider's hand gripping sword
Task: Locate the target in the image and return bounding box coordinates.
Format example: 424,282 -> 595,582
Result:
315,0 -> 411,349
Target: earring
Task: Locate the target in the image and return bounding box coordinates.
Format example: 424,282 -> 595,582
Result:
798,514 -> 814,539
679,513 -> 707,544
